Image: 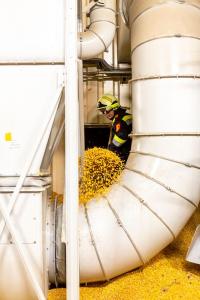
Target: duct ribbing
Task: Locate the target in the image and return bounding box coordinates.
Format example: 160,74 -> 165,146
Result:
126,0 -> 200,267
78,0 -> 116,59
76,0 -> 200,282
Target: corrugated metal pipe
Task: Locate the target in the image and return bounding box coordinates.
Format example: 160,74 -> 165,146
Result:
78,0 -> 116,59
53,0 -> 200,284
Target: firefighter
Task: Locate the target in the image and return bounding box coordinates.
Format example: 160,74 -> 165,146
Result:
97,94 -> 132,163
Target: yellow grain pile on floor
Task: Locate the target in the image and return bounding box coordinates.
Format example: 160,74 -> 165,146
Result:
48,207 -> 200,300
79,147 -> 124,204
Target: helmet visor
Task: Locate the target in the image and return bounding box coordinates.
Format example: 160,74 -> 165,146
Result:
97,101 -> 111,112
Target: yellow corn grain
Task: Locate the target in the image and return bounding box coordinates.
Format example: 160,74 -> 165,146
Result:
51,147 -> 124,205
79,147 -> 124,204
48,207 -> 200,300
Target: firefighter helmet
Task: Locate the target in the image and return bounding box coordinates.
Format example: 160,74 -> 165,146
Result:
97,94 -> 120,112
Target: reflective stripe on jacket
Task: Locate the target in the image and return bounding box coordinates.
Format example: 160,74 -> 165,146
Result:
112,134 -> 127,147
122,114 -> 132,126
110,111 -> 132,148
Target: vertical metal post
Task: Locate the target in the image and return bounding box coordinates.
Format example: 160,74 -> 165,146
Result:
78,59 -> 85,158
78,3 -> 85,158
65,0 -> 80,299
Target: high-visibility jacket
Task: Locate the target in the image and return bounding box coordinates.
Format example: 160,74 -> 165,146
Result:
108,108 -> 132,162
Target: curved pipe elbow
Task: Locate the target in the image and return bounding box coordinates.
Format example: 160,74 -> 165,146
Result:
78,24 -> 116,59
78,1 -> 116,59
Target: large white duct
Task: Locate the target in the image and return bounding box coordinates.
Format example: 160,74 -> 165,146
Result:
77,0 -> 200,282
78,0 -> 116,59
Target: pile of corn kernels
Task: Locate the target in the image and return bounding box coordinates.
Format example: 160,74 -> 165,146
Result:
79,147 -> 124,204
51,147 -> 123,205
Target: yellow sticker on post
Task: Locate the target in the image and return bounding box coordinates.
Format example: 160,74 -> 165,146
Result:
5,132 -> 12,141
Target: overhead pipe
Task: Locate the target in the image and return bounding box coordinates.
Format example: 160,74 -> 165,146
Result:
75,0 -> 200,282
78,0 -> 116,59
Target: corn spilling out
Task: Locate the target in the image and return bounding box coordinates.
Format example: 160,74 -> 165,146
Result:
48,207 -> 200,300
51,147 -> 124,205
79,147 -> 124,204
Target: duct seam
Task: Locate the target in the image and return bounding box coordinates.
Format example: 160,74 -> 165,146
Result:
84,205 -> 108,281
129,75 -> 200,82
91,7 -> 116,13
88,29 -> 107,51
89,20 -> 116,27
120,183 -> 176,240
125,167 -> 198,208
130,151 -> 200,170
131,35 -> 200,55
104,196 -> 145,264
129,1 -> 200,29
